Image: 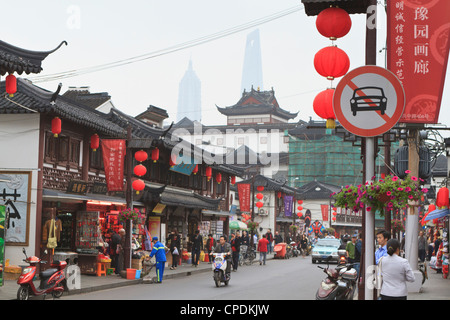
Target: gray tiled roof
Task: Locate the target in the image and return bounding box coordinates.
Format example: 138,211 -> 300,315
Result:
0,40 -> 67,75
301,0 -> 371,16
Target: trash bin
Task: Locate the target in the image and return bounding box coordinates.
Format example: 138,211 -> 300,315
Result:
274,243 -> 287,259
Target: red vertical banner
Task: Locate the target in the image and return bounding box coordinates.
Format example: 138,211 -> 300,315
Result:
387,0 -> 450,123
237,183 -> 251,213
321,204 -> 329,222
101,139 -> 126,192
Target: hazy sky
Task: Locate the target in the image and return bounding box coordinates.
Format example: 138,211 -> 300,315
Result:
3,1 -> 449,132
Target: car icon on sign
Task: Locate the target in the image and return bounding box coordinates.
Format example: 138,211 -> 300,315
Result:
350,86 -> 387,116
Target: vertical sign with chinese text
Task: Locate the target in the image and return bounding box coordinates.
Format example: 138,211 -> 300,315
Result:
101,139 -> 126,192
237,184 -> 251,213
284,195 -> 293,217
321,204 -> 329,222
387,0 -> 450,123
0,206 -> 5,286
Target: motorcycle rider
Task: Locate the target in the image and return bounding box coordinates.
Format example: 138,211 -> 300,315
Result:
213,235 -> 232,278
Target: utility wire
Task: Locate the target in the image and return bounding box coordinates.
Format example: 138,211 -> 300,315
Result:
29,5 -> 303,83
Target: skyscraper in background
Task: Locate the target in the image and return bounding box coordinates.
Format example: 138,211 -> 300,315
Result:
176,59 -> 201,122
241,29 -> 263,94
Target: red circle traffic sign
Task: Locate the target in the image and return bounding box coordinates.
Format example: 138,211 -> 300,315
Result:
333,65 -> 405,137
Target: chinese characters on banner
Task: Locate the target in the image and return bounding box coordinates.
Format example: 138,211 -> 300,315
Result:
387,0 -> 450,123
101,139 -> 126,192
321,204 -> 329,222
284,195 -> 293,217
237,184 -> 251,213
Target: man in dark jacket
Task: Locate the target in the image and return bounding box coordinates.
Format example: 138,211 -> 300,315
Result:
274,231 -> 283,245
213,235 -> 232,277
191,230 -> 203,267
266,229 -> 274,254
230,232 -> 241,271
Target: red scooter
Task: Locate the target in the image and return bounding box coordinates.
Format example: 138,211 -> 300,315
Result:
17,248 -> 67,300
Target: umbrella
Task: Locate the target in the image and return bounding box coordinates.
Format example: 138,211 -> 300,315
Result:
423,208 -> 449,222
229,220 -> 248,230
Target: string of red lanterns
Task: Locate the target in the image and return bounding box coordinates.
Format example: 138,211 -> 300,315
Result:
312,6 -> 352,129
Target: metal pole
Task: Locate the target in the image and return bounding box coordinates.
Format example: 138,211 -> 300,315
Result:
124,125 -> 132,269
364,137 -> 376,300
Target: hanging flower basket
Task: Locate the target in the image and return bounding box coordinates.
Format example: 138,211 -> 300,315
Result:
289,224 -> 299,233
119,208 -> 144,224
246,221 -> 259,231
391,219 -> 405,233
332,171 -> 428,217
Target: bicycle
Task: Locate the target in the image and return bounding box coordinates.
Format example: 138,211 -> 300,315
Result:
239,245 -> 256,266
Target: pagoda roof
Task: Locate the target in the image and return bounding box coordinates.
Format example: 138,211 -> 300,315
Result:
62,88 -> 111,109
0,78 -> 125,137
0,40 -> 67,76
216,88 -> 298,120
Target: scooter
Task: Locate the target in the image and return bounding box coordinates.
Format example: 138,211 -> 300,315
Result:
315,256 -> 358,300
212,253 -> 230,287
17,248 -> 67,300
290,242 -> 300,257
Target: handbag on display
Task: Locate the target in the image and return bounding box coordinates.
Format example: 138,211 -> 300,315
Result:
47,219 -> 58,249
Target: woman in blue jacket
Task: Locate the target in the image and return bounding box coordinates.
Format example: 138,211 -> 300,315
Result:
150,237 -> 167,283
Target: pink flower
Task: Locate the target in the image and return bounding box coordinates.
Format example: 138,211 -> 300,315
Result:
405,170 -> 411,174
411,176 -> 418,181
367,207 -> 372,211
408,195 -> 414,199
386,191 -> 391,196
392,176 -> 399,182
397,187 -> 404,191
405,187 -> 411,192
422,188 -> 428,193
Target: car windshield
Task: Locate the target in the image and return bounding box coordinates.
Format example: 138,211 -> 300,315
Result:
355,88 -> 382,97
316,240 -> 340,248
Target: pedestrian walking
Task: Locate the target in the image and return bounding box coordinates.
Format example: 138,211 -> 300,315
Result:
108,229 -> 121,275
300,234 -> 308,258
418,231 -> 427,263
354,233 -> 362,277
206,234 -> 215,263
241,231 -> 249,246
375,229 -> 390,264
191,230 -> 203,267
266,229 -> 274,254
150,236 -> 167,283
379,238 -> 415,300
257,234 -> 269,265
168,229 -> 180,270
274,231 -> 283,245
346,234 -> 357,263
230,232 -> 241,271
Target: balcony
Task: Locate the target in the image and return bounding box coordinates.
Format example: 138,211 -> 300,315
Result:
43,167 -> 106,192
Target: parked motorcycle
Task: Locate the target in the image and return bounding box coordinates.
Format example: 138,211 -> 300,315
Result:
290,242 -> 300,257
17,248 -> 67,300
212,253 -> 230,287
315,256 -> 358,300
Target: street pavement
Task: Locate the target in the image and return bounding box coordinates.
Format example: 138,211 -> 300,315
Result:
1,252 -> 449,300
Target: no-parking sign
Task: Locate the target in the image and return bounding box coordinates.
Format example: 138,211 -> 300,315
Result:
333,66 -> 405,137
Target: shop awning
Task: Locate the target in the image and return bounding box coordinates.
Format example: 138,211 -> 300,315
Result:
201,209 -> 233,217
160,188 -> 221,211
42,188 -> 144,206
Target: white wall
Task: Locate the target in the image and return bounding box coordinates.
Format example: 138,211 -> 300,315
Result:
0,114 -> 40,265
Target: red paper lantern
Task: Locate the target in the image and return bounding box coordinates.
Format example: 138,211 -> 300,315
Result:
436,187 -> 449,208
230,175 -> 236,185
52,117 -> 61,137
151,148 -> 159,163
216,173 -> 222,184
332,211 -> 337,216
256,193 -> 264,200
192,164 -> 198,175
205,166 -> 212,181
90,134 -> 99,151
256,201 -> 263,208
297,200 -> 303,205
6,74 -> 17,97
297,206 -> 303,211
277,192 -> 282,198
133,164 -> 147,177
132,179 -> 145,194
316,7 -> 352,40
332,216 -> 336,221
257,186 -> 264,192
297,212 -> 303,218
314,46 -> 350,80
135,150 -> 148,162
313,88 -> 336,129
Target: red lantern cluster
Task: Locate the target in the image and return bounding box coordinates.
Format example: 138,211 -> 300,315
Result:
297,199 -> 303,218
436,187 -> 449,208
133,150 -> 148,194
312,6 -> 352,129
242,213 -> 251,223
332,207 -> 337,221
